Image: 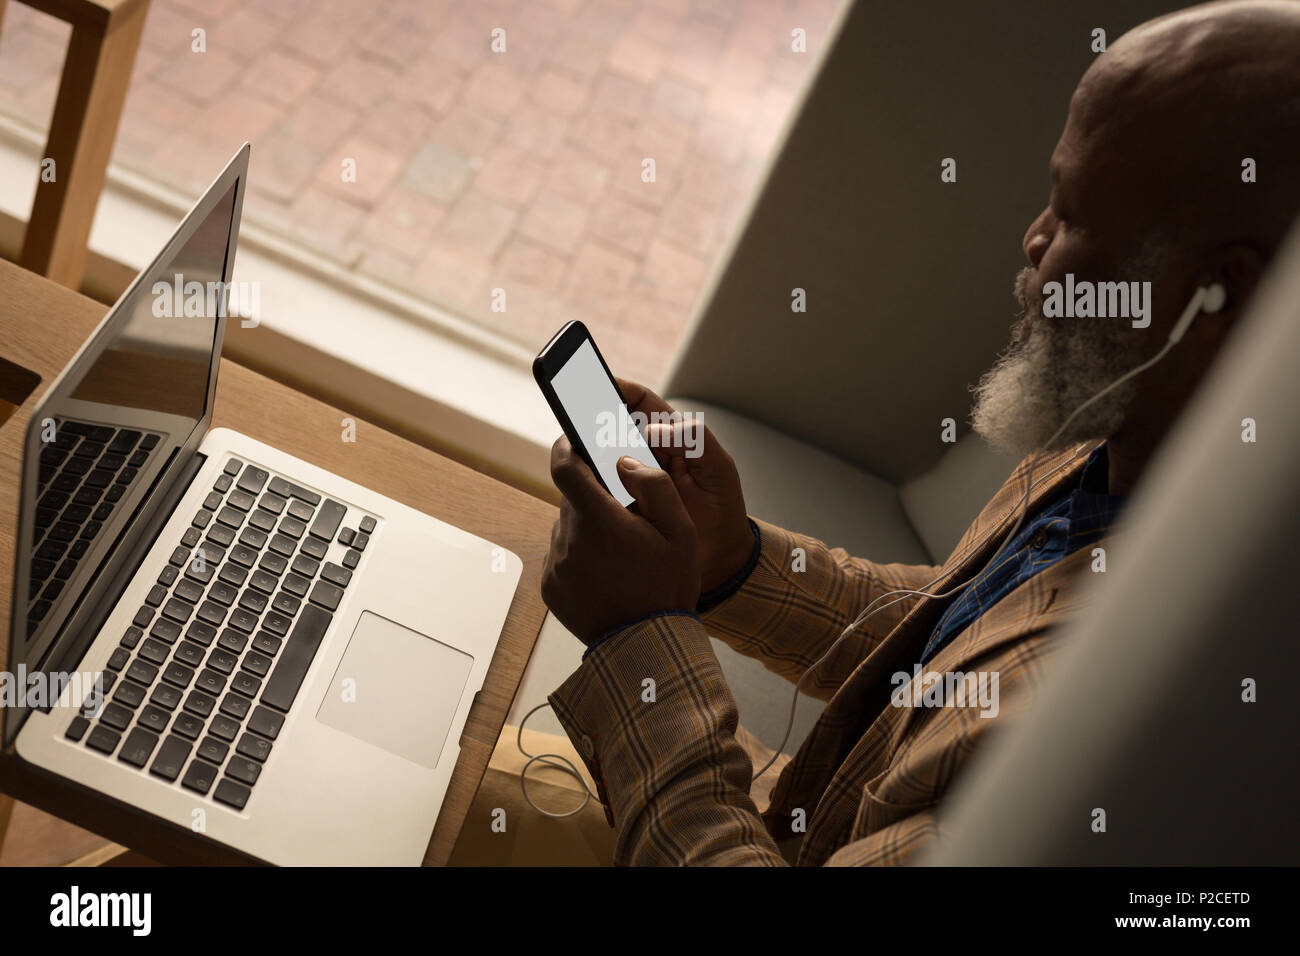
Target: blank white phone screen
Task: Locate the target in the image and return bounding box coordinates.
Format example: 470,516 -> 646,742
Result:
550,339 -> 660,507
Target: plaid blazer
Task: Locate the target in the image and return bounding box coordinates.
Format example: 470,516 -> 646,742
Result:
549,441 -> 1107,865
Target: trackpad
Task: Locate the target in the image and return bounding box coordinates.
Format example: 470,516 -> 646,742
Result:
315,611 -> 473,769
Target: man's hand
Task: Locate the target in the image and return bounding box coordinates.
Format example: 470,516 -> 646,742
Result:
541,438 -> 700,644
616,379 -> 755,592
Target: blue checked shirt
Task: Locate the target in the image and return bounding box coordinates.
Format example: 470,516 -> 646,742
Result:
918,443 -> 1124,665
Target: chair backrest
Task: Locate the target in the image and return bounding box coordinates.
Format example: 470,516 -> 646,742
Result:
929,218 -> 1300,865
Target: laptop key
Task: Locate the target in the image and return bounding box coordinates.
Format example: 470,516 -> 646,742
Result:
173,712 -> 204,740
259,492 -> 287,515
209,715 -> 241,742
181,758 -> 219,795
214,473 -> 232,492
228,489 -> 256,512
252,631 -> 282,656
126,658 -> 158,685
196,600 -> 227,627
343,549 -> 361,570
196,668 -> 227,695
138,638 -> 169,665
150,683 -> 182,711
232,671 -> 262,699
237,466 -> 269,495
207,523 -> 235,547
145,584 -> 167,607
218,629 -> 248,654
208,648 -> 239,674
242,651 -> 273,678
158,565 -> 179,587
86,724 -> 121,755
286,499 -> 314,522
214,778 -> 251,809
225,758 -> 261,787
290,554 -> 319,579
271,591 -> 301,616
107,430 -> 141,454
100,702 -> 134,732
197,736 -> 229,764
223,458 -> 243,476
132,606 -> 154,628
248,705 -> 285,741
338,527 -> 355,547
175,578 -> 205,604
281,572 -> 310,598
138,704 -> 171,733
220,693 -> 251,720
239,589 -> 268,614
248,509 -> 277,532
279,517 -> 308,543
308,500 -> 346,541
209,582 -> 238,606
229,544 -> 257,568
117,727 -> 159,768
216,506 -> 245,529
258,552 -> 287,576
236,732 -> 271,762
269,476 -> 321,507
321,563 -> 352,589
308,580 -> 344,612
218,562 -> 248,587
239,526 -> 268,550
149,618 -> 181,644
352,532 -> 369,552
185,621 -> 217,647
261,604 -> 331,713
65,715 -> 89,742
262,611 -> 292,637
183,690 -> 216,718
113,681 -> 145,709
106,647 -> 130,671
359,515 -> 376,534
299,537 -> 327,561
163,661 -> 195,688
175,641 -> 206,667
149,735 -> 192,782
229,608 -> 260,633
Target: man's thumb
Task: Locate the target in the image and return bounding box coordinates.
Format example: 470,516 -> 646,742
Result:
617,457 -> 689,536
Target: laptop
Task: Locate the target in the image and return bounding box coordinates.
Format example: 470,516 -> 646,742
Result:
3,145 -> 523,865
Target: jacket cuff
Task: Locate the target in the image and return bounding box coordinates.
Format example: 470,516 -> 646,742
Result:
547,611 -> 721,828
697,517 -> 799,627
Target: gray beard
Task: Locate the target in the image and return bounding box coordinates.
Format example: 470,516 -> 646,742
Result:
971,258 -> 1159,458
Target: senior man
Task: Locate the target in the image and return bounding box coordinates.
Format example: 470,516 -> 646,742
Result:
540,0 -> 1300,865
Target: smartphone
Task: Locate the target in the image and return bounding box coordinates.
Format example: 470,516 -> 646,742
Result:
534,320 -> 661,507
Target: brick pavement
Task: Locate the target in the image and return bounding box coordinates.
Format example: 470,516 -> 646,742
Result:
0,0 -> 835,384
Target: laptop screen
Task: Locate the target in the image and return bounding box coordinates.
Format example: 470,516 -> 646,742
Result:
6,171 -> 242,737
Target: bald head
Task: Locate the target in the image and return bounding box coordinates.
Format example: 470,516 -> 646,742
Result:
974,0 -> 1300,488
1076,0 -> 1300,255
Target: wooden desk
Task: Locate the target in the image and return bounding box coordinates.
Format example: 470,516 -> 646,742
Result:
0,259 -> 554,865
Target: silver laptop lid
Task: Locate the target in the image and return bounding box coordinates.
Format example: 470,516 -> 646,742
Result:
4,145 -> 249,747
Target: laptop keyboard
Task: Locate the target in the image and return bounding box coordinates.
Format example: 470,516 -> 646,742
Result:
63,457 -> 376,812
29,420 -> 161,638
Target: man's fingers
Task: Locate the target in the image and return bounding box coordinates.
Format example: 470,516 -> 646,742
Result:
644,420 -> 725,486
617,456 -> 692,539
616,377 -> 675,417
550,437 -> 617,514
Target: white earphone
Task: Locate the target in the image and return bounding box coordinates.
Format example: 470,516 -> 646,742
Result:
1169,282 -> 1227,343
518,284 -> 1232,815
